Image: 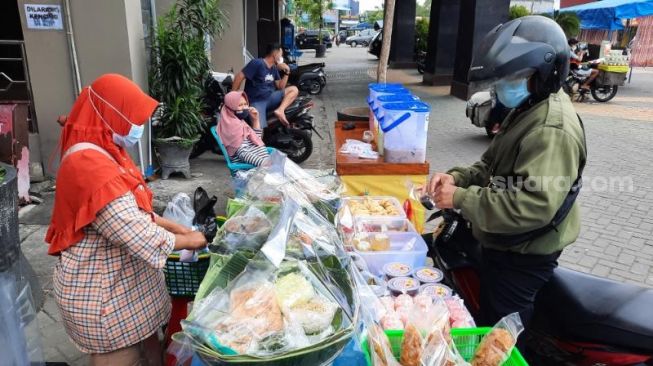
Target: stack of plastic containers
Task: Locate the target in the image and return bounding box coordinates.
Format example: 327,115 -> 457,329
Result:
367,83 -> 410,133
380,101 -> 431,163
366,83 -> 431,163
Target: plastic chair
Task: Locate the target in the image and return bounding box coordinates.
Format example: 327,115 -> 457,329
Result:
209,126 -> 273,176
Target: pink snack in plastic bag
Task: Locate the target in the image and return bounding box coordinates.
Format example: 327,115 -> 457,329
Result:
413,293 -> 432,311
444,295 -> 475,329
394,294 -> 414,310
381,311 -> 405,330
379,296 -> 395,314
396,306 -> 412,326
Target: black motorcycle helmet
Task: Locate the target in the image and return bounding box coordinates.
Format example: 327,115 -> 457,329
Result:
469,16 -> 570,101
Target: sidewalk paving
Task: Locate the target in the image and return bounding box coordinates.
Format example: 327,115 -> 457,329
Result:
19,46 -> 653,364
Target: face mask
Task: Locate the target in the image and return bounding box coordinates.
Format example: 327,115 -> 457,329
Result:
234,108 -> 250,120
494,78 -> 530,108
113,124 -> 144,148
88,87 -> 144,147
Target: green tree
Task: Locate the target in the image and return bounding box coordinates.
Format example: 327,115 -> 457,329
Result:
295,0 -> 334,43
149,0 -> 225,143
555,12 -> 581,38
416,0 -> 432,18
415,18 -> 429,52
509,5 -> 530,20
366,8 -> 384,25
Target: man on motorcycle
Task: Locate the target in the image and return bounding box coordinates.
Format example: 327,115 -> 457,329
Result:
427,16 -> 587,328
232,43 -> 299,128
568,38 -> 599,91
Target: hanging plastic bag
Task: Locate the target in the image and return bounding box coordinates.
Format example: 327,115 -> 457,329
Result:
470,313 -> 524,366
163,193 -> 195,227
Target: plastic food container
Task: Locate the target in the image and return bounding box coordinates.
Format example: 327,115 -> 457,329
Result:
354,232 -> 427,276
371,94 -> 420,135
382,262 -> 413,279
361,328 -> 529,366
387,276 -> 420,296
342,196 -> 406,220
379,101 -> 431,163
367,83 -> 411,135
413,266 -> 444,284
420,283 -> 452,299
354,217 -> 416,234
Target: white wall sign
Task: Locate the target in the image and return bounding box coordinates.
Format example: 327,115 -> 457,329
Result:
24,4 -> 64,30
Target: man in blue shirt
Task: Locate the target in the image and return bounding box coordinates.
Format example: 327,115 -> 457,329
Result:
232,43 -> 298,128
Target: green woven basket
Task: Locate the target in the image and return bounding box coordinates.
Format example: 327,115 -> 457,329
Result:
163,217 -> 226,297
362,327 -> 528,366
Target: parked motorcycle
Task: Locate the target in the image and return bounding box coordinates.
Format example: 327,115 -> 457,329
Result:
191,72 -> 319,164
288,62 -> 327,95
416,50 -> 426,75
423,209 -> 653,366
465,91 -> 512,138
564,65 -> 620,103
283,48 -> 327,95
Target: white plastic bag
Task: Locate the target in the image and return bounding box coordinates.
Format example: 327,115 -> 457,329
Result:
163,193 -> 195,227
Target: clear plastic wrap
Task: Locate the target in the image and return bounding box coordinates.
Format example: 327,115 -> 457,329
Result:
163,193 -> 195,227
444,296 -> 476,329
471,313 -> 524,366
172,182 -> 357,363
210,203 -> 280,254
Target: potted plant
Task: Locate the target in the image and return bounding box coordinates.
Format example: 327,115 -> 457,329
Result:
149,0 -> 223,179
296,0 -> 333,58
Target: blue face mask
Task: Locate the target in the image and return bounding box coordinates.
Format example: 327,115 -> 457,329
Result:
113,124 -> 144,148
494,78 -> 530,108
88,86 -> 146,148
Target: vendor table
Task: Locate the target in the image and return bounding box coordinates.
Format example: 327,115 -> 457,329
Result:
334,121 -> 430,233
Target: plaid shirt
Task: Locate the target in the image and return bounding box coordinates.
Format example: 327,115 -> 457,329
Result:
53,192 -> 175,353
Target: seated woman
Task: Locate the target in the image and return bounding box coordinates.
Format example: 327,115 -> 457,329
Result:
217,91 -> 269,167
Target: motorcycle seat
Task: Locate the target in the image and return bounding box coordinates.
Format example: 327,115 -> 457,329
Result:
536,267 -> 653,352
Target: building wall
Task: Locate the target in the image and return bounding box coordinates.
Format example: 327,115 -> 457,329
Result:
561,0 -> 594,8
18,0 -> 148,175
211,0 -> 245,72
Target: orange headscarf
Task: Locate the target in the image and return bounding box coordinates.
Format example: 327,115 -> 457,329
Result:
46,74 -> 159,255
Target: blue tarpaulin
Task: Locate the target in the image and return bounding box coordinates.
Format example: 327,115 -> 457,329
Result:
561,0 -> 653,30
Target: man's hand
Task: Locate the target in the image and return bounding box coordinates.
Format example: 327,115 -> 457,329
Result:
427,173 -> 455,198
434,183 -> 458,209
277,63 -> 290,75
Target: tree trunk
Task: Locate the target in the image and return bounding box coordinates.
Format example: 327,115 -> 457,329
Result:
377,0 -> 396,82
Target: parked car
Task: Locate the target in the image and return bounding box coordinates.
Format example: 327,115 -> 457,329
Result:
296,30 -> 333,49
368,30 -> 382,58
345,29 -> 378,47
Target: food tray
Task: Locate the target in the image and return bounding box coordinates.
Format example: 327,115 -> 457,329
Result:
598,64 -> 629,73
353,232 -> 427,276
596,70 -> 626,86
354,217 -> 417,234
362,328 -> 528,366
341,196 -> 406,220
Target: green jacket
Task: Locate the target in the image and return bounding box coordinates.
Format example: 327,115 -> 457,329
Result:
449,90 -> 587,255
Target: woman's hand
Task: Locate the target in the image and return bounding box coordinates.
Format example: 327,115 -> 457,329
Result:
249,107 -> 261,129
154,215 -> 192,234
174,231 -> 207,251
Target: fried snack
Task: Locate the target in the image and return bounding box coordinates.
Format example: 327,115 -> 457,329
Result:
369,324 -> 395,366
471,328 -> 515,366
229,286 -> 284,335
347,198 -> 401,217
400,324 -> 422,366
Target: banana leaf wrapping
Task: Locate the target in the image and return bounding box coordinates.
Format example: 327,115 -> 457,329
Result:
169,162 -> 358,366
238,151 -> 343,223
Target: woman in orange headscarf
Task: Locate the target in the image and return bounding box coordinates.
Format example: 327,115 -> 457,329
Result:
46,74 -> 207,365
